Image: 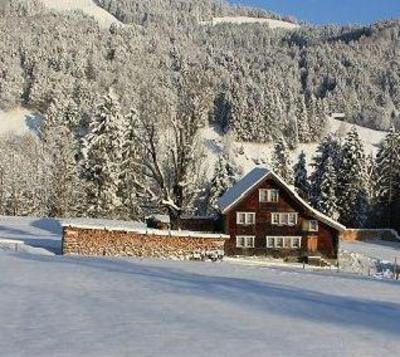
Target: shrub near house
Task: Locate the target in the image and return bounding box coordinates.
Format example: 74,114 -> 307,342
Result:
218,167 -> 346,263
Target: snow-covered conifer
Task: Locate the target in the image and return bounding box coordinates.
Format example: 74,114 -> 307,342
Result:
296,96 -> 311,143
293,151 -> 310,199
310,133 -> 342,207
272,137 -> 293,184
208,154 -> 238,213
315,157 -> 338,218
374,128 -> 400,227
337,127 -> 369,227
81,89 -> 124,218
118,107 -> 144,220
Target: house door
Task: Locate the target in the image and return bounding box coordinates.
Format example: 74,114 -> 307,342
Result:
307,236 -> 318,254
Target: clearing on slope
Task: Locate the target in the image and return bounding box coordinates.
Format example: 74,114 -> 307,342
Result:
201,117 -> 388,175
0,107 -> 41,136
201,16 -> 300,30
39,0 -> 122,28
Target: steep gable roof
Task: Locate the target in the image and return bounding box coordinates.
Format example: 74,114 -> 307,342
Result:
218,166 -> 346,232
218,167 -> 271,213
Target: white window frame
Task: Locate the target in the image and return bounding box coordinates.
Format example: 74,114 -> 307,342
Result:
308,220 -> 319,232
236,212 -> 256,225
236,236 -> 255,248
271,212 -> 280,225
266,236 -> 302,249
259,189 -> 279,203
271,212 -> 298,226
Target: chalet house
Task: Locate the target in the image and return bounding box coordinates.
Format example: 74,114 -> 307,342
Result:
218,167 -> 346,263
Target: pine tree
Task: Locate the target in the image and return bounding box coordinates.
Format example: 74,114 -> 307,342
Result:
310,133 -> 342,208
42,99 -> 63,143
337,127 -> 369,227
208,154 -> 237,213
119,107 -> 144,220
272,137 -> 293,184
374,128 -> 400,228
45,125 -> 83,218
293,151 -> 310,199
81,89 -> 124,219
296,96 -> 311,143
316,157 -> 338,218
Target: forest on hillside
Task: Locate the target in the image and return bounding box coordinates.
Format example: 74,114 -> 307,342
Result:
0,0 -> 399,231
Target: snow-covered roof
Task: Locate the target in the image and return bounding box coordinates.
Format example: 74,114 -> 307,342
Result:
147,215 -> 170,223
218,167 -> 271,213
62,218 -> 147,231
146,215 -> 216,224
218,167 -> 346,232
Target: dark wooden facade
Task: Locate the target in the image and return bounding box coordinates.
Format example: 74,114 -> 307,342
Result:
222,177 -> 340,262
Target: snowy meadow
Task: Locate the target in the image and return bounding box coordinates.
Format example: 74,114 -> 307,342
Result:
1,250 -> 400,356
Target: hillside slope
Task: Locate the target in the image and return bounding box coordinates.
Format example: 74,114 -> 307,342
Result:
40,0 -> 121,28
202,117 -> 387,174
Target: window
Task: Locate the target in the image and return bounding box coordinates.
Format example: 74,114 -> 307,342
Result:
266,236 -> 302,249
271,213 -> 298,226
309,220 -> 319,232
236,212 -> 256,225
275,237 -> 284,248
292,237 -> 301,248
259,189 -> 279,203
267,237 -> 275,248
236,236 -> 255,248
288,213 -> 297,226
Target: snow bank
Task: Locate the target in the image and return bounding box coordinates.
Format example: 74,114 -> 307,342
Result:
340,239 -> 400,279
341,240 -> 400,263
39,0 -> 122,28
0,238 -> 55,256
201,17 -> 300,30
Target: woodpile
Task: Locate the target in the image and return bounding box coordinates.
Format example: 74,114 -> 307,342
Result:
62,226 -> 227,261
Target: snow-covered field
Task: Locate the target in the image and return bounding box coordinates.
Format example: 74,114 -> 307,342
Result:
1,216 -> 399,355
201,17 -> 300,30
39,0 -> 122,28
202,117 -> 387,174
0,250 -> 399,356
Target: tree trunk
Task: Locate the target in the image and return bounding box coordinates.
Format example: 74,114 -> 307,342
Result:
168,208 -> 182,230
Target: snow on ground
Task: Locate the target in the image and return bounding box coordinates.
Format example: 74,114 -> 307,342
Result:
0,251 -> 399,356
0,216 -> 62,254
201,117 -> 388,175
200,17 -> 300,30
0,107 -> 41,136
340,239 -> 400,279
341,240 -> 400,264
39,0 -> 122,28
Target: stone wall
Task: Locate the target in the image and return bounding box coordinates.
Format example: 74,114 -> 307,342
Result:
62,226 -> 228,260
341,229 -> 400,242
